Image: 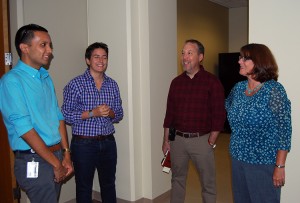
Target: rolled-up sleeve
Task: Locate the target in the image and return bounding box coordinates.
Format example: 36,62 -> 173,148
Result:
61,82 -> 83,125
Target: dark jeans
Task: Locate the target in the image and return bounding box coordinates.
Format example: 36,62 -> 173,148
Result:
14,150 -> 62,203
232,158 -> 281,203
71,135 -> 117,203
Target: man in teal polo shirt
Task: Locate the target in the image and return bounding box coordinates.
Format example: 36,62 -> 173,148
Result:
0,24 -> 73,203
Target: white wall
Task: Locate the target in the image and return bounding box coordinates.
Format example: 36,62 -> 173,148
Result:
87,0 -> 131,198
148,0 -> 177,198
87,0 -> 177,200
249,1 -> 300,202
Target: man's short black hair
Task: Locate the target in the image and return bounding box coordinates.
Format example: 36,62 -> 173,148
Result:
15,24 -> 48,57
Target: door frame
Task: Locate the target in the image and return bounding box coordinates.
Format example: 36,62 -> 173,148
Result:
0,0 -> 19,202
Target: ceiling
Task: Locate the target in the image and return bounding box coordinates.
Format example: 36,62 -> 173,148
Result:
209,0 -> 248,8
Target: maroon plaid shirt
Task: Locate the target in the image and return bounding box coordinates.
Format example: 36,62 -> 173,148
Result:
163,66 -> 226,133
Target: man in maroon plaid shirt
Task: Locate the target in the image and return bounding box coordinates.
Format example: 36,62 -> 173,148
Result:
162,39 -> 226,203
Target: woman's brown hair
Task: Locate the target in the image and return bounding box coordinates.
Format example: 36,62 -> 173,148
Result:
240,43 -> 278,82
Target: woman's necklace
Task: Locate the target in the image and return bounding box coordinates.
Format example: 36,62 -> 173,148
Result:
246,82 -> 264,95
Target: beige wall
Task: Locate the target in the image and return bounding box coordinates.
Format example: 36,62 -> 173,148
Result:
229,7 -> 248,52
9,0 -> 177,202
250,1 -> 300,202
178,0 -> 248,72
9,0 -> 87,202
177,0 -> 228,74
23,0 -> 88,103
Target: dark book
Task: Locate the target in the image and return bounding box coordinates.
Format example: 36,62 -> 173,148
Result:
161,150 -> 171,173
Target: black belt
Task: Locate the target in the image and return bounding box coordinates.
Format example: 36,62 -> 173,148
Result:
176,131 -> 206,138
14,143 -> 61,154
73,134 -> 114,141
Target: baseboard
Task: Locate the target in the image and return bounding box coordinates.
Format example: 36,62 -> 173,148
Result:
91,190 -> 170,203
64,189 -> 170,203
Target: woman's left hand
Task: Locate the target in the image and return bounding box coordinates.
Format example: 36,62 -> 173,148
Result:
273,167 -> 285,187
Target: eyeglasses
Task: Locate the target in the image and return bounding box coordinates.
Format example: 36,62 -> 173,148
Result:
239,55 -> 252,62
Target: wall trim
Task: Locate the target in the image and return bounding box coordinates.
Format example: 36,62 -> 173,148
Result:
64,190 -> 170,203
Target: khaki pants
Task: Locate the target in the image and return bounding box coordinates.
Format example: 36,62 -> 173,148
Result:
170,133 -> 216,203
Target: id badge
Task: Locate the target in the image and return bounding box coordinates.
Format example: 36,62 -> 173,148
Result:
27,158 -> 39,178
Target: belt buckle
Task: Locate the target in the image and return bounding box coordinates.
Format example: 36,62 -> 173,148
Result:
183,133 -> 190,138
30,149 -> 35,153
191,133 -> 198,138
96,135 -> 106,141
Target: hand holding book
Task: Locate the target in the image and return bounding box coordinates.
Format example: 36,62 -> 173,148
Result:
161,150 -> 171,173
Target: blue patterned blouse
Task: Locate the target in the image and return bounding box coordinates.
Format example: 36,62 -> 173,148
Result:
225,80 -> 291,164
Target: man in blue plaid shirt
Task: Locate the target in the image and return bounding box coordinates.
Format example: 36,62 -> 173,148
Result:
62,42 -> 123,203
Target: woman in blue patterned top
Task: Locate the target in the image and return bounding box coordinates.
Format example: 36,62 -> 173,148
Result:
225,43 -> 291,203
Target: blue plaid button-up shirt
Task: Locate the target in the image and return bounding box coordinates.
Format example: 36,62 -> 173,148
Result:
62,69 -> 123,136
